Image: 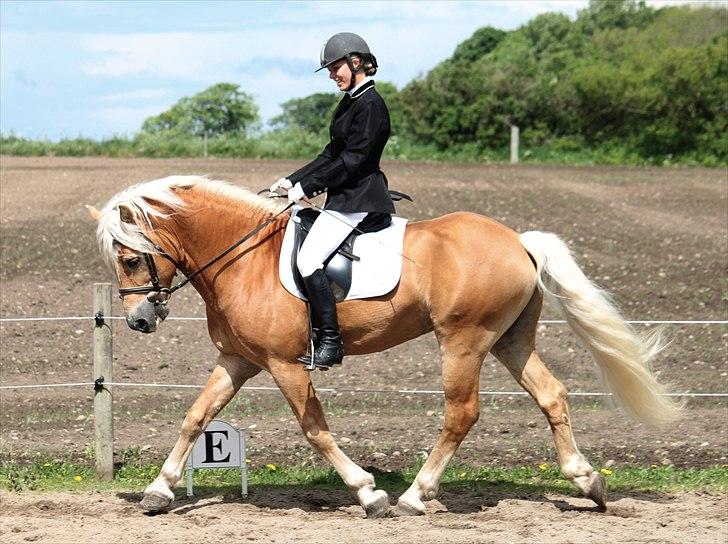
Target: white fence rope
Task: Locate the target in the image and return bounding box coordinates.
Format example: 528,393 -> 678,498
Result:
1,315 -> 725,397
0,381 -> 726,397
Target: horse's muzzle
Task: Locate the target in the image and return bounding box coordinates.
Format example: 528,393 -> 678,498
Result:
126,299 -> 169,333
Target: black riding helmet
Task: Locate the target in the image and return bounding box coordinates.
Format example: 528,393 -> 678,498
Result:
316,32 -> 378,90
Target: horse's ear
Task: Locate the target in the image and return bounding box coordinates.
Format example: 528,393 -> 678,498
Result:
85,205 -> 101,221
117,204 -> 136,224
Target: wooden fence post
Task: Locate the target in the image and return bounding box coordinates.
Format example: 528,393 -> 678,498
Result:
510,125 -> 519,164
93,283 -> 114,481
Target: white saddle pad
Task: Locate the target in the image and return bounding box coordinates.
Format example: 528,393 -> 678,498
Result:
279,207 -> 408,301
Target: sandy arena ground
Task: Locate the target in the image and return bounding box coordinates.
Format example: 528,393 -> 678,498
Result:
1,156 -> 726,543
1,490 -> 727,544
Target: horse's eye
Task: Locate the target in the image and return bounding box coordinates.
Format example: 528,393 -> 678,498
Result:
125,257 -> 141,269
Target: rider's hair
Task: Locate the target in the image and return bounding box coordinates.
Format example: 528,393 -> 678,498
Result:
352,53 -> 378,76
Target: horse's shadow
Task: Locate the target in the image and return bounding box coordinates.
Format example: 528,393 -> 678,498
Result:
118,486 -> 366,517
116,469 -> 675,517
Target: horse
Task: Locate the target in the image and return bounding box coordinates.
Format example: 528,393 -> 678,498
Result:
87,174 -> 681,518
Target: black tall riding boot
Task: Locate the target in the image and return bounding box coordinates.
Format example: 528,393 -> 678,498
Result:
299,269 -> 343,369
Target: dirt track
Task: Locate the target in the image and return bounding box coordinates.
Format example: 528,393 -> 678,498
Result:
1,157 -> 727,542
1,490 -> 726,544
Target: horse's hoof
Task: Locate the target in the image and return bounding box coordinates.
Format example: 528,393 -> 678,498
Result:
140,491 -> 173,512
364,490 -> 391,519
392,497 -> 426,517
586,472 -> 608,510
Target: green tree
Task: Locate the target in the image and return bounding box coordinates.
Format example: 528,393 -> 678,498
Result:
142,83 -> 259,136
270,82 -> 403,136
396,3 -> 726,162
270,92 -> 339,133
577,0 -> 656,33
451,27 -> 506,63
636,35 -> 728,158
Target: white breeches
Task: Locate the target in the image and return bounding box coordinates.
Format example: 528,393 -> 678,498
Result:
297,210 -> 368,278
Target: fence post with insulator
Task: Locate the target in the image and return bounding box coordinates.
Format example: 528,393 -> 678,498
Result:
93,283 -> 114,481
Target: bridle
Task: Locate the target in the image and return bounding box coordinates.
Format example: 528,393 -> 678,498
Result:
117,202 -> 293,301
117,244 -> 182,301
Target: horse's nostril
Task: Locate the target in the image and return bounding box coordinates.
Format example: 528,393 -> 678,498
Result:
135,318 -> 149,331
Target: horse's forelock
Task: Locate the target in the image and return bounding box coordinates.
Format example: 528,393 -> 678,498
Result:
96,176 -> 197,270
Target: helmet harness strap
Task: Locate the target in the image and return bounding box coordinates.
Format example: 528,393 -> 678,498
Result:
344,53 -> 360,92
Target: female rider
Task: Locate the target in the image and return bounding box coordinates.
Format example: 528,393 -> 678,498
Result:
270,32 -> 396,369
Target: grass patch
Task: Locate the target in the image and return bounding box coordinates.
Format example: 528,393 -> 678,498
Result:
1,456 -> 726,495
2,132 -> 725,166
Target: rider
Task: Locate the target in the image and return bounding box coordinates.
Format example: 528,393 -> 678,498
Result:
270,32 -> 396,369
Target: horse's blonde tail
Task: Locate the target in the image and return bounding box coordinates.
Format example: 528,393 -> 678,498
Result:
519,231 -> 683,427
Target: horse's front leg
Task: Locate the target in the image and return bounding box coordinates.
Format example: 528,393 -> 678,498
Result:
140,353 -> 261,511
269,360 -> 391,518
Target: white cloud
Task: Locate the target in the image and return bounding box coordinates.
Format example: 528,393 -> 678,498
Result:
99,88 -> 172,102
302,1 -> 579,25
646,0 -> 713,5
77,10 -> 562,127
79,20 -> 493,90
92,104 -> 173,133
75,0 -> 587,92
499,1 -> 583,21
82,31 -> 323,79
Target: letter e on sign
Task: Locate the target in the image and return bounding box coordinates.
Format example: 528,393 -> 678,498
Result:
190,420 -> 242,468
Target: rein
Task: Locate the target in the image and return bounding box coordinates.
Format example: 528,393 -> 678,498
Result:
118,202 -> 294,300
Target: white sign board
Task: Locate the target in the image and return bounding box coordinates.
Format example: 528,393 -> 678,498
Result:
186,419 -> 247,497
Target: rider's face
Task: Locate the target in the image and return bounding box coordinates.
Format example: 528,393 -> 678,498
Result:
327,58 -> 361,91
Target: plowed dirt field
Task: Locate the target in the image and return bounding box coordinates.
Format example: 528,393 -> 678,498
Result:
1,157 -> 726,543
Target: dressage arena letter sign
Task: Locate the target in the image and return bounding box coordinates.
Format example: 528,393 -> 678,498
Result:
186,419 -> 247,497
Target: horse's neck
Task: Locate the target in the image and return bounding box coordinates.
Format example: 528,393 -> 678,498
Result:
168,191 -> 283,302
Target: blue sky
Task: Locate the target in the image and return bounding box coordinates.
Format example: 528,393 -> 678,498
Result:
0,0 -> 697,141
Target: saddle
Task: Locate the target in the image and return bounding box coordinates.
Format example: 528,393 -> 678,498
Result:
290,208 -> 391,302
279,207 -> 409,302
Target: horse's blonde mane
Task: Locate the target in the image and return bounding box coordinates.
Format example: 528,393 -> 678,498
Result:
96,175 -> 284,269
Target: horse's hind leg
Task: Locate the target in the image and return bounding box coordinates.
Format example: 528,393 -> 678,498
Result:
269,360 -> 390,518
140,353 -> 261,512
491,291 -> 607,508
394,328 -> 493,516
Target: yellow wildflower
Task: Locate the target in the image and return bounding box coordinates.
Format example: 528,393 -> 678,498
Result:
538,463 -> 549,471
74,475 -> 83,482
43,463 -> 51,467
600,468 -> 613,476
266,464 -> 277,471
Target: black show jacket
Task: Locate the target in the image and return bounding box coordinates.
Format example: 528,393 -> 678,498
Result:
287,80 -> 396,215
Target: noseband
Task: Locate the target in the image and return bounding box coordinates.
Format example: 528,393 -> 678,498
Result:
117,203 -> 293,301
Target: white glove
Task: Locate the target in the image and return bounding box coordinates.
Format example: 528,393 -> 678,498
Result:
287,183 -> 306,203
269,177 -> 292,194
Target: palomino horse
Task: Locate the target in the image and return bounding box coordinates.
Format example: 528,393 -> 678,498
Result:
88,175 -> 680,517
